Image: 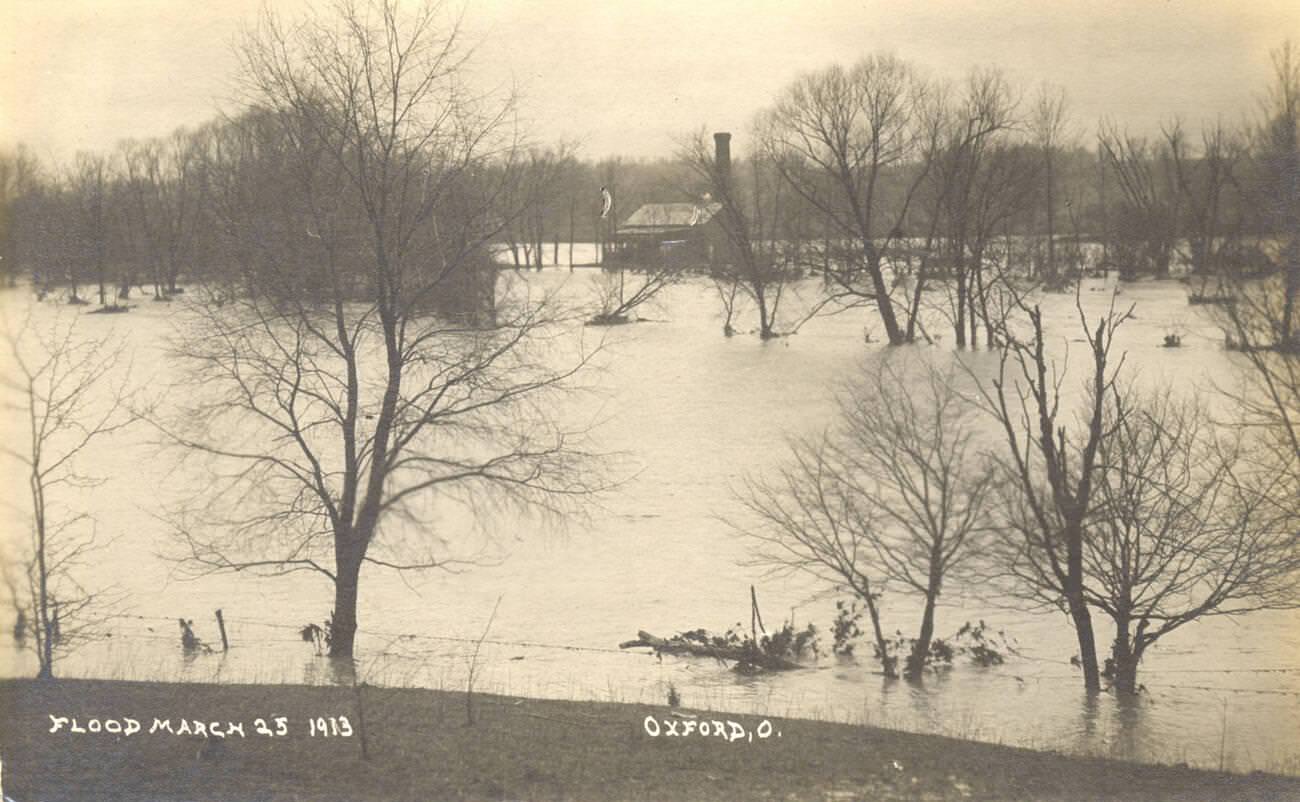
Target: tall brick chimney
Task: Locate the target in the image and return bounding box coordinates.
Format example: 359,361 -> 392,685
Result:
713,132 -> 731,183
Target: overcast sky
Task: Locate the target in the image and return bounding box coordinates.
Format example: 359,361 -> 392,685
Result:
2,0 -> 1296,166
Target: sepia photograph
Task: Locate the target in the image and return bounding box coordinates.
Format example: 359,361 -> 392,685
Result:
0,1 -> 1298,799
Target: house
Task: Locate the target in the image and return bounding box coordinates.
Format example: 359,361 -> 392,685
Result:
611,201 -> 727,266
607,133 -> 734,268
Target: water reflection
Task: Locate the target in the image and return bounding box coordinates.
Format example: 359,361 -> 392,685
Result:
302,654 -> 359,687
1111,692 -> 1146,762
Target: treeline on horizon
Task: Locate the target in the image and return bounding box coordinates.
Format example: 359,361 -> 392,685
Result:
0,38 -> 1295,305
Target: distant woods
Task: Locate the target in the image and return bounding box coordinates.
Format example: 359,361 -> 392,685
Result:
0,127 -> 694,305
1,45 -> 1297,334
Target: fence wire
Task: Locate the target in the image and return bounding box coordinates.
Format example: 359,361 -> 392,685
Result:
65,612 -> 1300,699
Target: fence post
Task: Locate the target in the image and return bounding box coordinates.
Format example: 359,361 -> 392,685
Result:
215,609 -> 230,652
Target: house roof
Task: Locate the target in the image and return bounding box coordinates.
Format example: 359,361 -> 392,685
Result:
619,202 -> 721,231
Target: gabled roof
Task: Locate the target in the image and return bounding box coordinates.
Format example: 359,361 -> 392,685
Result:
620,202 -> 722,230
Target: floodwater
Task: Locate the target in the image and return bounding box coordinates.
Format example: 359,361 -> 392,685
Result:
1,268 -> 1297,775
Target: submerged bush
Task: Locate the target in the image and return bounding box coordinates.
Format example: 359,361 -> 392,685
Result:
831,600 -> 863,657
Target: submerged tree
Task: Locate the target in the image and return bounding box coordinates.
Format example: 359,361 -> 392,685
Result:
67,152 -> 117,308
1031,85 -> 1073,288
587,261 -> 683,325
164,0 -> 601,659
927,68 -> 1023,349
682,130 -> 799,339
1086,390 -> 1300,694
1216,42 -> 1300,499
737,355 -> 994,678
0,148 -> 39,287
980,296 -> 1131,693
763,54 -> 946,345
1,312 -> 137,678
1250,41 -> 1300,348
1097,120 -> 1181,280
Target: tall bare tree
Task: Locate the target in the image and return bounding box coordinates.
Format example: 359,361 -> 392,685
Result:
1097,121 -> 1181,280
1215,42 -> 1300,493
68,153 -> 115,307
1250,41 -> 1300,347
763,54 -> 939,345
980,296 -> 1132,692
928,69 -> 1022,348
1164,119 -> 1245,286
1031,85 -> 1072,288
163,0 -> 601,659
0,147 -> 44,288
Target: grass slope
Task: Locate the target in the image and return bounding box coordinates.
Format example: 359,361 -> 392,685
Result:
1,679 -> 1297,801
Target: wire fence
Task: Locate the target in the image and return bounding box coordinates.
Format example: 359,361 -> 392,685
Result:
65,611 -> 1300,699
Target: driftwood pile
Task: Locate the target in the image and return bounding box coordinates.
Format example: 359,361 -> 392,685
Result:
619,630 -> 802,672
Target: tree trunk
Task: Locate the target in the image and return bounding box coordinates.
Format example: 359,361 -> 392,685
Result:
97,254 -> 107,305
907,591 -> 938,679
1110,617 -> 1140,695
955,267 -> 968,348
1045,151 -> 1056,285
329,552 -> 363,658
864,245 -> 904,345
1067,588 -> 1101,692
756,285 -> 774,340
32,466 -> 55,679
1283,252 -> 1299,348
862,591 -> 896,678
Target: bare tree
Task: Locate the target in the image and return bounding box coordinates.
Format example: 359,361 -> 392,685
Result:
979,296 -> 1132,692
1031,85 -> 1072,288
498,144 -> 577,269
928,69 -> 1022,348
763,55 -> 953,345
1,312 -> 137,678
969,144 -> 1043,346
1164,119 -> 1246,287
1086,389 -> 1300,694
67,153 -> 117,307
1097,120 -> 1181,280
682,129 -> 797,339
1214,42 -> 1300,490
1249,41 -> 1300,346
5,161 -> 86,302
737,355 -> 994,678
0,147 -> 44,288
587,262 -> 683,325
162,0 -> 602,659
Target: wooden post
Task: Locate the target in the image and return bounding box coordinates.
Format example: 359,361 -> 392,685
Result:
215,609 -> 229,652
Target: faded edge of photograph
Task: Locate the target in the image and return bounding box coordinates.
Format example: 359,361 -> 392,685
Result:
0,2 -> 1298,801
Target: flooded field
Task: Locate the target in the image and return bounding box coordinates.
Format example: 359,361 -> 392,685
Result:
1,271 -> 1297,775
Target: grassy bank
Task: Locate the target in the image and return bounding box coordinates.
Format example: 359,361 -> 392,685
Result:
1,678 -> 1297,801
